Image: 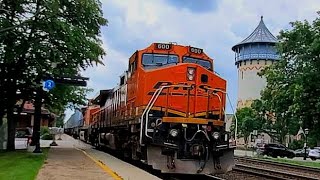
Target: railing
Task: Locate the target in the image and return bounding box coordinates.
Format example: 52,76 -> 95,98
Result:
235,53 -> 280,62
206,88 -> 238,146
139,86 -> 239,146
139,85 -> 192,145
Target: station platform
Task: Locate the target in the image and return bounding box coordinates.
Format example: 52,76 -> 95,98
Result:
36,134 -> 161,180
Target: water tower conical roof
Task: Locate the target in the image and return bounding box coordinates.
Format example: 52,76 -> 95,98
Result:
232,16 -> 277,51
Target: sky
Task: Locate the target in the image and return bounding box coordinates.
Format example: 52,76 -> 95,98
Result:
64,0 -> 320,121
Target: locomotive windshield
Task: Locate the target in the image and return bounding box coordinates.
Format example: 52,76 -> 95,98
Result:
183,57 -> 212,70
142,54 -> 178,69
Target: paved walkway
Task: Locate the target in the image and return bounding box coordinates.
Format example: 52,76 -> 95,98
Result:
85,148 -> 161,180
36,135 -> 114,180
36,134 -> 160,180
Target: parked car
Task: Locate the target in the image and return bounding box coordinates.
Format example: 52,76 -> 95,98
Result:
294,148 -> 310,157
257,143 -> 295,158
308,147 -> 320,161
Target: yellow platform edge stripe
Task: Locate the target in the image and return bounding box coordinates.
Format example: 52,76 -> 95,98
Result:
75,147 -> 123,180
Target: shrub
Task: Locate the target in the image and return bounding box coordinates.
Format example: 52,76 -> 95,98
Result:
40,126 -> 49,136
41,133 -> 53,140
289,140 -> 304,150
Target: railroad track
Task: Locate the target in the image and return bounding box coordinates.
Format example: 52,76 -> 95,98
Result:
233,164 -> 318,180
235,156 -> 320,173
233,156 -> 320,180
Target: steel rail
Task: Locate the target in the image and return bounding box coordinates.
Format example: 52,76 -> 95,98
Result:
235,156 -> 320,174
234,164 -> 319,180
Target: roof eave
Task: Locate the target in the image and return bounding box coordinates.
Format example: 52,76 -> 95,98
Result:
231,41 -> 278,52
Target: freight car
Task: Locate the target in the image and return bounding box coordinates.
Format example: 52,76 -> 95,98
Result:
81,42 -> 235,174
64,108 -> 84,138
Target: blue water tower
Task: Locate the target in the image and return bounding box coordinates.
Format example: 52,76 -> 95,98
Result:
232,16 -> 280,109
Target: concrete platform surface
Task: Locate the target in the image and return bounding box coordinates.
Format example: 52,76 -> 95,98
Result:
36,134 -> 113,180
37,134 -> 161,180
85,148 -> 161,180
36,148 -> 113,180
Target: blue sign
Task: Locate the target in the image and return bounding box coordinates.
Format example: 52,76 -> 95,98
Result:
43,80 -> 55,91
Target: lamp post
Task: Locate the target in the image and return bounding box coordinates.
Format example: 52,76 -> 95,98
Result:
303,128 -> 309,160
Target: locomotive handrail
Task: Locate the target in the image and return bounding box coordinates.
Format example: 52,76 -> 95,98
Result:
206,88 -> 238,145
139,88 -> 161,145
212,92 -> 223,120
140,84 -> 192,145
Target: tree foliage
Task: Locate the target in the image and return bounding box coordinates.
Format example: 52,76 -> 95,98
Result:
232,107 -> 262,146
45,85 -> 93,115
254,12 -> 320,145
0,0 -> 107,150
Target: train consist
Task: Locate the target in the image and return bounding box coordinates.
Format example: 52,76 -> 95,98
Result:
64,42 -> 235,175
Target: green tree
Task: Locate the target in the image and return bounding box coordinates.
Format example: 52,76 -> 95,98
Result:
45,85 -> 93,127
251,98 -> 300,144
257,12 -> 320,145
233,107 -> 261,148
0,0 -> 107,151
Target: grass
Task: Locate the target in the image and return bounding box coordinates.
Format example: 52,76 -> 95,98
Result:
0,148 -> 49,180
255,155 -> 320,169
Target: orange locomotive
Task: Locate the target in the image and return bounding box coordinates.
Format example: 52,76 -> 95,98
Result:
86,43 -> 235,174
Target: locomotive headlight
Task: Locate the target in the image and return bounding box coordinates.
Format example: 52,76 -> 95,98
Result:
187,74 -> 194,81
212,132 -> 220,140
187,67 -> 195,75
187,67 -> 195,81
169,129 -> 179,137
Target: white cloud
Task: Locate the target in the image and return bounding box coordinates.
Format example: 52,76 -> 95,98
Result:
64,0 -> 320,121
82,40 -> 128,95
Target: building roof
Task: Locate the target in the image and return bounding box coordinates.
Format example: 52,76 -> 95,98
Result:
232,16 -> 278,51
22,101 -> 50,115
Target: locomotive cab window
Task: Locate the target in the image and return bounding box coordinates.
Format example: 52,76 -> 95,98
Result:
142,54 -> 178,69
182,56 -> 212,70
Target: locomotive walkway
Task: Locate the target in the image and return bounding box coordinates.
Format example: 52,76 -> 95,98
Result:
36,134 -> 160,180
